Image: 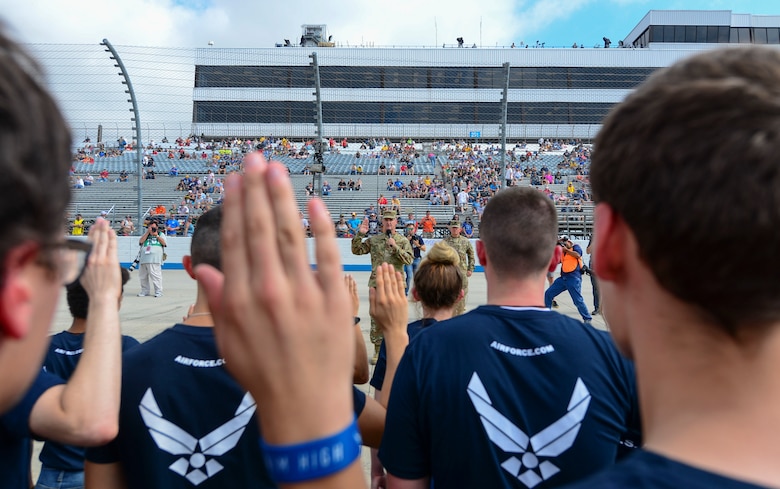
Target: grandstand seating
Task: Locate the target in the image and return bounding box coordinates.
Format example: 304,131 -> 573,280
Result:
68,141 -> 593,238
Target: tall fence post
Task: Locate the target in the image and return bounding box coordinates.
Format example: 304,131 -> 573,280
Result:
310,52 -> 324,197
102,38 -> 143,233
499,62 -> 510,171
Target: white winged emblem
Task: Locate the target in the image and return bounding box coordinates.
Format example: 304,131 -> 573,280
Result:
139,388 -> 256,485
467,372 -> 591,488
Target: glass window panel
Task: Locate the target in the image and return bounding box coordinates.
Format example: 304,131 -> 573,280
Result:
754,28 -> 768,44
739,27 -> 751,43
707,26 -> 719,43
685,25 -> 697,42
718,26 -> 730,42
768,28 -> 780,44
663,25 -> 676,42
674,26 -> 686,42
649,26 -> 663,42
696,26 -> 708,42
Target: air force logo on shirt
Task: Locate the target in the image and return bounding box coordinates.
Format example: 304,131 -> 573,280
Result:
139,388 -> 256,485
467,372 -> 591,488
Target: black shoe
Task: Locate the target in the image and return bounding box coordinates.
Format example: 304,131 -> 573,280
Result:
591,309 -> 599,315
552,300 -> 559,308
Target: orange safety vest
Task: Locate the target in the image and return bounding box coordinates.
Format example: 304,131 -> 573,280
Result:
561,250 -> 583,273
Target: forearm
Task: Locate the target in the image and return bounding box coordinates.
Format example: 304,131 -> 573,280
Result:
353,323 -> 369,384
351,235 -> 370,254
56,296 -> 121,442
379,330 -> 409,408
85,461 -> 127,489
30,297 -> 121,444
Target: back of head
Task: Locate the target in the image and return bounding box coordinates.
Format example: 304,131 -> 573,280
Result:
0,29 -> 72,277
414,241 -> 463,310
190,207 -> 222,270
591,47 -> 780,332
67,267 -> 130,319
480,187 -> 558,279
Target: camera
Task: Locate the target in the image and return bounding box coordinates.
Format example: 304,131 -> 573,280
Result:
127,258 -> 140,272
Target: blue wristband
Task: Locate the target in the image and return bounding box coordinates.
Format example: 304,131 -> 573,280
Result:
261,416 -> 362,483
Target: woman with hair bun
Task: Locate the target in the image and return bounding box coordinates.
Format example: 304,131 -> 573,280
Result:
367,241 -> 464,488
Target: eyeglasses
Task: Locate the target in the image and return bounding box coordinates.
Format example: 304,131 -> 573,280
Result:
49,239 -> 92,285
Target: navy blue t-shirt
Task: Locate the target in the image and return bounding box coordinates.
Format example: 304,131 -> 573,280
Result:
561,450 -> 769,488
86,324 -> 366,488
0,371 -> 64,489
40,330 -> 140,471
380,306 -> 639,489
370,318 -> 437,391
86,324 -> 276,488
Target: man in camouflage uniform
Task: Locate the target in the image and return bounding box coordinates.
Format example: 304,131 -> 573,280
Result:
352,209 -> 413,363
442,219 -> 475,316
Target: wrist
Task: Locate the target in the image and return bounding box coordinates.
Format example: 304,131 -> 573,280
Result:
261,416 -> 362,483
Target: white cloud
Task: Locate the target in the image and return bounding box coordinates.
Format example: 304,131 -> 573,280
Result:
2,0 -> 528,47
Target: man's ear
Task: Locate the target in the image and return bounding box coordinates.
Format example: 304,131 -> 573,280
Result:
548,245 -> 563,272
182,255 -> 195,279
476,240 -> 487,267
593,203 -> 627,282
0,243 -> 39,340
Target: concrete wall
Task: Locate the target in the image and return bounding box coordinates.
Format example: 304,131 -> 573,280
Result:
118,236 -> 591,272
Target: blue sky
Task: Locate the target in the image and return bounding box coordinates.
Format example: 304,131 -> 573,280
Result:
528,0 -> 780,48
1,0 -> 777,48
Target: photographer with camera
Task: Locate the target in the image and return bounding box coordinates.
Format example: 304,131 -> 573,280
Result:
544,236 -> 593,324
137,221 -> 166,297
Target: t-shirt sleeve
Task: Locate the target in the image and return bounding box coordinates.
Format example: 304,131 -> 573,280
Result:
85,435 -> 120,464
0,370 -> 64,439
378,345 -> 429,480
121,335 -> 141,351
352,386 -> 366,417
369,340 -> 388,390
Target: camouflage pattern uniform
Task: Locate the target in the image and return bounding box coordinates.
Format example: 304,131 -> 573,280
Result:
352,231 -> 413,346
442,234 -> 476,316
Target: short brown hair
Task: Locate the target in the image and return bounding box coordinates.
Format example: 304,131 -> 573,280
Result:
0,30 -> 72,280
591,47 -> 780,332
479,187 -> 557,279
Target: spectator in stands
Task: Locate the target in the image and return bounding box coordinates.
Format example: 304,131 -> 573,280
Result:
462,216 -> 474,238
153,204 -> 167,216
419,210 -> 436,238
356,178 -> 363,191
71,214 -> 85,236
73,176 -> 84,189
118,170 -> 128,183
98,169 -> 109,183
335,215 -> 350,238
168,164 -> 178,177
182,216 -> 195,237
347,212 -> 361,236
84,173 -> 93,186
391,195 -> 401,213
300,211 -> 310,236
322,180 -> 331,196
119,215 -> 135,236
338,178 -> 347,191
403,212 -> 417,234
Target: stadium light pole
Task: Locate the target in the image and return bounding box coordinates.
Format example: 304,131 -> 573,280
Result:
101,38 -> 143,233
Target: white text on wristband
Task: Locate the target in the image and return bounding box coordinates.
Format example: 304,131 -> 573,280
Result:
261,417 -> 362,483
